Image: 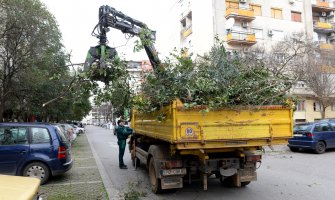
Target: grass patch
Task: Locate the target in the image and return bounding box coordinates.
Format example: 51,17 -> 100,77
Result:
123,181 -> 147,200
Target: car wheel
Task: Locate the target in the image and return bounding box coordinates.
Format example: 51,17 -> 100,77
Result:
315,141 -> 326,154
149,158 -> 162,194
289,147 -> 299,152
23,162 -> 50,184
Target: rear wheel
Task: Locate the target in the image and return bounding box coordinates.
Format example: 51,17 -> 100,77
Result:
315,141 -> 326,154
220,176 -> 233,187
149,158 -> 162,194
289,147 -> 299,152
241,181 -> 251,187
23,162 -> 50,184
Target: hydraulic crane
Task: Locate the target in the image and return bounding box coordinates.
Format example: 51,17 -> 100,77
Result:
84,5 -> 161,76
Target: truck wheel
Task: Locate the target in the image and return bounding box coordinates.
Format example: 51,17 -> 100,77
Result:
23,162 -> 50,185
220,177 -> 233,187
149,158 -> 162,194
315,141 -> 326,154
241,181 -> 251,187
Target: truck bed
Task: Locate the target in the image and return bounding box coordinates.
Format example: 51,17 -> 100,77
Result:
132,100 -> 293,149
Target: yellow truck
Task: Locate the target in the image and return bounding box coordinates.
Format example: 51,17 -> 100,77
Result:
131,99 -> 293,193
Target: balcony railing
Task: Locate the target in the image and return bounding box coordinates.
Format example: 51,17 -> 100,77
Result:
314,21 -> 334,33
227,31 -> 256,45
226,7 -> 255,21
181,25 -> 192,38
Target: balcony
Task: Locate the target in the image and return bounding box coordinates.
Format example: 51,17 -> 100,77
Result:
226,7 -> 255,22
227,31 -> 256,46
181,25 -> 192,38
314,21 -> 334,33
319,43 -> 334,50
312,0 -> 335,12
320,65 -> 335,73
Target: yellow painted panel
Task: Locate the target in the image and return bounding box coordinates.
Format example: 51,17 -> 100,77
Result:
227,33 -> 233,41
226,8 -> 254,18
320,43 -> 334,50
316,22 -> 332,29
246,34 -> 256,42
182,26 -> 192,38
133,100 -> 293,149
316,1 -> 330,7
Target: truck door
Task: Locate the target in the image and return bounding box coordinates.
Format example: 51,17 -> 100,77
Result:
0,126 -> 30,175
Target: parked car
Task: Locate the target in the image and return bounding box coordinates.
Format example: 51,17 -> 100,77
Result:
288,122 -> 335,154
59,123 -> 76,143
0,123 -> 73,184
71,124 -> 85,135
0,175 -> 42,200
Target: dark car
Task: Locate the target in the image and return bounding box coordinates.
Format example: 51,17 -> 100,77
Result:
288,122 -> 335,154
0,123 -> 73,184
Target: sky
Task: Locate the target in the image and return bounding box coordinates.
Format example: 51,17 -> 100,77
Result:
41,0 -> 179,64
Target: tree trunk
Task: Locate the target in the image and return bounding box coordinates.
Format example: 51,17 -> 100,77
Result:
0,103 -> 3,122
321,105 -> 327,119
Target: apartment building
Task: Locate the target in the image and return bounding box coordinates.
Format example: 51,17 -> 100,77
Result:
176,0 -> 335,122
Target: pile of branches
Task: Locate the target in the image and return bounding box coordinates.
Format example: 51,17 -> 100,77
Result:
134,41 -> 293,112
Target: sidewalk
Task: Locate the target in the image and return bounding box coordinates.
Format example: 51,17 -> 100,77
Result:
40,133 -> 108,200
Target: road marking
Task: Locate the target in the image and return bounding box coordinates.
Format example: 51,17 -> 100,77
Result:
47,181 -> 103,186
75,166 -> 98,169
74,157 -> 95,160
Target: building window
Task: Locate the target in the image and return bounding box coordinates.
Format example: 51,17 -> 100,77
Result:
296,100 -> 305,111
271,30 -> 284,41
250,4 -> 262,16
252,28 -> 263,39
313,102 -> 322,112
332,103 -> 335,111
291,11 -> 302,22
271,8 -> 283,20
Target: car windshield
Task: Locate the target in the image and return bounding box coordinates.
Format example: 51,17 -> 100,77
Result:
294,124 -> 312,132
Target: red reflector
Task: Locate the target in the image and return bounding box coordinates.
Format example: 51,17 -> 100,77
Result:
306,133 -> 314,137
58,146 -> 67,159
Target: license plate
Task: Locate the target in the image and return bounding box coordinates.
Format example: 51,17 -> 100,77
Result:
294,134 -> 303,137
161,168 -> 187,176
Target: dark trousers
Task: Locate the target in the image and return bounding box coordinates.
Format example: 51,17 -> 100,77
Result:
118,140 -> 126,167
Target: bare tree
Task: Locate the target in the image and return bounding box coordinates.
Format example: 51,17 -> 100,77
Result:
247,32 -> 335,119
303,48 -> 335,119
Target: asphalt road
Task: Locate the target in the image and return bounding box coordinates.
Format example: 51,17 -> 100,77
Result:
86,125 -> 335,200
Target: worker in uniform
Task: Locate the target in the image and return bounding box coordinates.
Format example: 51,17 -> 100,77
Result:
115,119 -> 133,169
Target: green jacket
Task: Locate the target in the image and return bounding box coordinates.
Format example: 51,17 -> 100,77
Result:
116,126 -> 133,140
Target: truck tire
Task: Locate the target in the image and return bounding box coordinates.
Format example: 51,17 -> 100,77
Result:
149,158 -> 162,194
220,176 -> 233,187
241,181 -> 251,187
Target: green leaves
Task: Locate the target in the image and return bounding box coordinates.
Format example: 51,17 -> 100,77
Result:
134,40 -> 291,113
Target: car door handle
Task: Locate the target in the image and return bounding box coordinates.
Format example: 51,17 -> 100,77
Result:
20,150 -> 27,154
